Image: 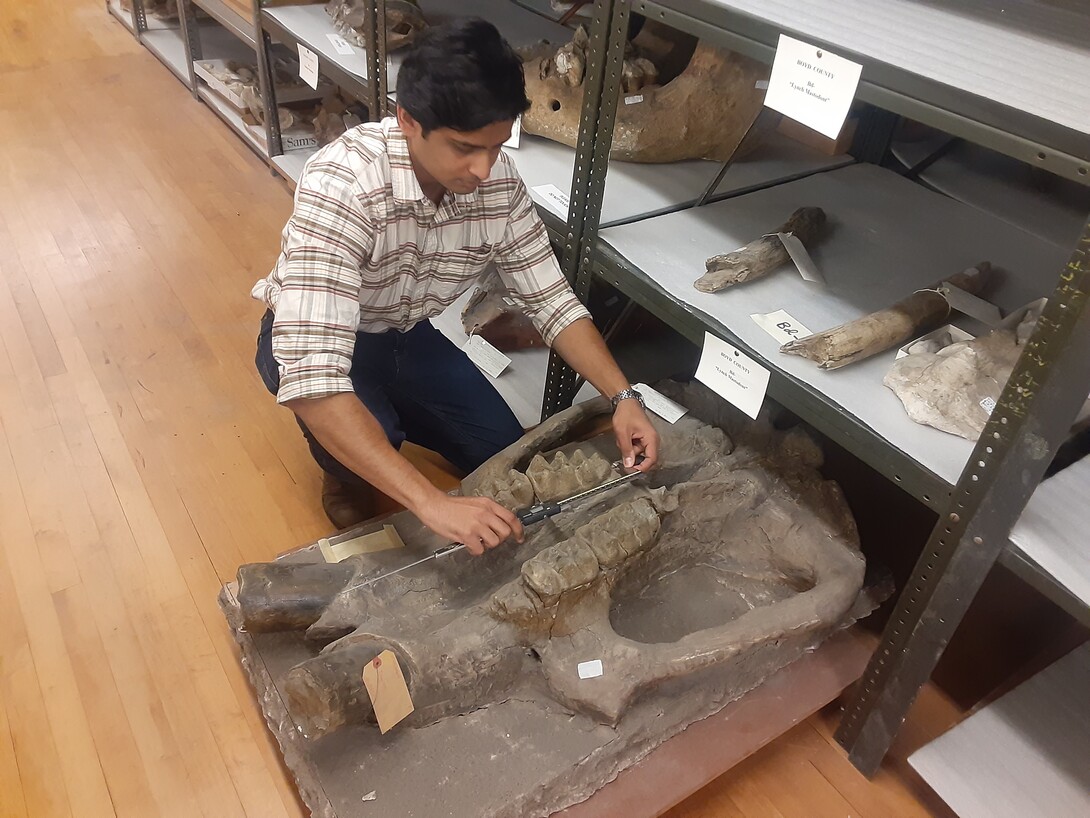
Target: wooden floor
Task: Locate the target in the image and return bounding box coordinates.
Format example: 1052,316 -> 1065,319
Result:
0,2 -> 959,816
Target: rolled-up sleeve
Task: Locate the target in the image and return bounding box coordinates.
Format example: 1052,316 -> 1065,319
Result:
492,178 -> 590,346
269,156 -> 374,404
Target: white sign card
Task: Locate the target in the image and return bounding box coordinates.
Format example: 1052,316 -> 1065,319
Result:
633,383 -> 688,424
298,44 -> 320,90
751,309 -> 812,345
326,32 -> 355,56
531,183 -> 571,219
763,34 -> 862,140
695,333 -> 770,420
577,660 -> 604,679
503,115 -> 522,149
462,335 -> 511,378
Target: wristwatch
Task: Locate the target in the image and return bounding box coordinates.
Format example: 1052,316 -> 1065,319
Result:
610,387 -> 644,411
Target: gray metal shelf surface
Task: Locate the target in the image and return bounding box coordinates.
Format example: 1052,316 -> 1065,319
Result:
908,643 -> 1090,818
597,162 -> 1068,508
197,84 -> 269,159
141,26 -> 193,87
633,0 -> 1090,182
191,0 -> 256,48
262,3 -> 371,101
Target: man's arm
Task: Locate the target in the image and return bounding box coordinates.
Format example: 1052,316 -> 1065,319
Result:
551,318 -> 659,472
287,394 -> 523,553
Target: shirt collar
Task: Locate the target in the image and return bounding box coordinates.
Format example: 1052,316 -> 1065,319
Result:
384,118 -> 481,211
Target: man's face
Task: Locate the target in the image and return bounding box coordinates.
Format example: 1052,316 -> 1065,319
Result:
398,107 -> 514,195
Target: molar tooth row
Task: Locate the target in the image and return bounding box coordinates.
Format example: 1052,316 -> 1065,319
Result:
473,469 -> 535,511
520,499 -> 661,601
525,449 -> 613,502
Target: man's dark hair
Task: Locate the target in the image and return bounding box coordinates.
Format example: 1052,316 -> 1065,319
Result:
396,18 -> 531,134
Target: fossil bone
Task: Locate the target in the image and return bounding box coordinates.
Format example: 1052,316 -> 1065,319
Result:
461,268 -> 545,351
781,263 -> 993,370
325,0 -> 426,52
695,207 -> 827,292
883,301 -> 1041,440
521,22 -> 769,163
233,383 -> 866,743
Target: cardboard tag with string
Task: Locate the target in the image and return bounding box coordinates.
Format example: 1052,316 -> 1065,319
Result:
362,650 -> 414,733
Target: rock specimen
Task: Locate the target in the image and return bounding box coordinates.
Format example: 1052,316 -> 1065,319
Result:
520,22 -> 769,162
232,382 -> 865,745
782,263 -> 993,369
695,207 -> 827,292
883,302 -> 1042,440
461,267 -> 545,351
326,0 -> 425,52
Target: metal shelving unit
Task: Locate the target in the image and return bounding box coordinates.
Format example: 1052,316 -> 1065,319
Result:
540,0 -> 1090,779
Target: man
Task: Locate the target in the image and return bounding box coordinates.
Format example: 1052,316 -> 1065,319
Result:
253,18 -> 658,553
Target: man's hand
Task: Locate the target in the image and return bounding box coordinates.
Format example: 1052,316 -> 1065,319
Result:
613,400 -> 659,473
416,494 -> 525,556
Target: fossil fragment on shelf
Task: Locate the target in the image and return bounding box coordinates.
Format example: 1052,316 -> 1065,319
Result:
883,301 -> 1042,440
695,207 -> 827,292
325,0 -> 426,52
781,263 -> 993,370
461,267 -> 545,352
521,21 -> 769,163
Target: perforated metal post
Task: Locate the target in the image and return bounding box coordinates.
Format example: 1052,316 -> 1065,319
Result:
836,217 -> 1090,775
177,0 -> 202,97
541,0 -> 632,420
361,1 -> 387,121
254,2 -> 283,157
132,0 -> 147,32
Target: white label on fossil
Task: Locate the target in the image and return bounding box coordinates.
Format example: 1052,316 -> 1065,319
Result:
577,660 -> 603,679
503,115 -> 522,149
462,334 -> 511,378
624,94 -> 644,105
531,184 -> 570,218
755,80 -> 769,90
776,232 -> 825,284
751,309 -> 813,345
939,283 -> 1002,325
326,33 -> 355,56
763,34 -> 862,140
633,383 -> 688,424
695,333 -> 770,420
298,44 -> 320,90
980,396 -> 997,415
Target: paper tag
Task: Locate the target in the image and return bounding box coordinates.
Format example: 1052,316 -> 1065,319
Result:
502,296 -> 517,307
633,383 -> 688,424
624,94 -> 644,105
362,650 -> 414,734
695,333 -> 770,420
577,660 -> 603,679
939,283 -> 1002,325
463,334 -> 511,378
776,232 -> 825,284
980,396 -> 997,415
755,80 -> 769,90
503,115 -> 522,149
326,32 -> 355,55
763,34 -> 862,139
319,525 -> 406,563
751,309 -> 812,345
298,44 -> 320,90
531,183 -> 570,219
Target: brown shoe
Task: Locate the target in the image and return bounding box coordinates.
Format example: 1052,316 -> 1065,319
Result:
321,472 -> 376,530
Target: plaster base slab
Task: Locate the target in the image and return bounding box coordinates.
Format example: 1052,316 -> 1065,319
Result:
221,571 -> 877,817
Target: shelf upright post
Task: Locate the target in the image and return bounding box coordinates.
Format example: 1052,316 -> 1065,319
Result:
177,0 -> 203,99
836,216 -> 1090,775
254,1 -> 284,157
541,0 -> 631,420
361,1 -> 388,121
132,0 -> 148,33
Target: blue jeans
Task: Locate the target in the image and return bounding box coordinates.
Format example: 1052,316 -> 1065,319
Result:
255,310 -> 523,482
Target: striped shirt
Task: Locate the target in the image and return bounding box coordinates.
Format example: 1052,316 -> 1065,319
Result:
251,117 -> 590,404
